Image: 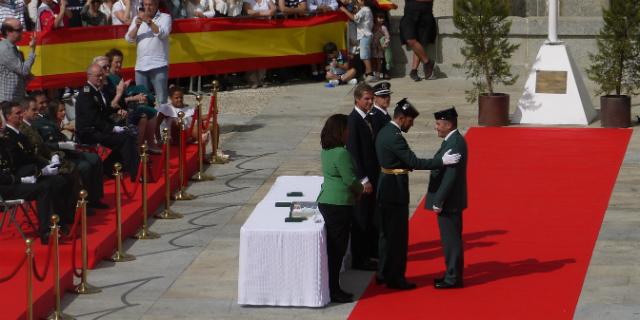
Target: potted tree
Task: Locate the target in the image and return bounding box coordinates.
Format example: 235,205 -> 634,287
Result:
453,0 -> 519,126
587,0 -> 640,128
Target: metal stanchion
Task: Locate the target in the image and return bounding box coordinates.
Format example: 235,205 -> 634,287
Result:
47,215 -> 76,320
156,128 -> 183,219
26,238 -> 33,320
134,143 -> 160,239
192,95 -> 215,181
109,163 -> 135,262
207,80 -> 229,165
74,190 -> 101,294
173,112 -> 196,201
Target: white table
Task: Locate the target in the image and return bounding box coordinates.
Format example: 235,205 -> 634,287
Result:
238,176 -> 330,307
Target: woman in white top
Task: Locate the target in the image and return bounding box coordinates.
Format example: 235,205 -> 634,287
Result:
112,0 -> 139,25
156,86 -> 209,144
99,0 -> 114,24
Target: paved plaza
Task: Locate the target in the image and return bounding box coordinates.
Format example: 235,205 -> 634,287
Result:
60,77 -> 639,319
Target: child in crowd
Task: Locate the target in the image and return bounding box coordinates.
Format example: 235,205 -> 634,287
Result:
156,85 -> 209,144
323,42 -> 358,86
339,0 -> 374,82
371,11 -> 391,80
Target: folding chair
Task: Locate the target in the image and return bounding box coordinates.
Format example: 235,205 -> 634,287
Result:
0,196 -> 27,240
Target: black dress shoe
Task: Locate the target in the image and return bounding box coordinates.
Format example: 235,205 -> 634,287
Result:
375,276 -> 385,285
352,259 -> 377,271
386,281 -> 417,290
88,201 -> 109,209
330,290 -> 354,303
409,69 -> 422,82
338,289 -> 354,299
434,280 -> 463,289
40,232 -> 50,245
433,277 -> 444,285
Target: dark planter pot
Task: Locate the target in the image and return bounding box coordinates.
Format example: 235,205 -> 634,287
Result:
600,95 -> 631,128
478,93 -> 510,126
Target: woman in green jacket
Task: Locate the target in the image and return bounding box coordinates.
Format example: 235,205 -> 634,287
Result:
317,114 -> 364,303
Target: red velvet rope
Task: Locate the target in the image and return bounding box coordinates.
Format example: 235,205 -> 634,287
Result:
180,127 -> 188,186
202,96 -> 215,131
189,107 -> 198,134
62,205 -> 82,241
120,162 -> 144,200
69,205 -> 83,278
0,255 -> 27,283
33,233 -> 55,282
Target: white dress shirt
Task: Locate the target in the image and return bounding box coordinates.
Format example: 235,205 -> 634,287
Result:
125,10 -> 172,72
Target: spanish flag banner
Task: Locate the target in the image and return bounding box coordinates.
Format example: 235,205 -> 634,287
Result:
18,13 -> 347,89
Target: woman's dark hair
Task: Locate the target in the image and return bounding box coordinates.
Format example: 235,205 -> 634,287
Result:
320,114 -> 348,150
323,42 -> 338,55
105,48 -> 123,63
47,100 -> 64,121
168,85 -> 184,96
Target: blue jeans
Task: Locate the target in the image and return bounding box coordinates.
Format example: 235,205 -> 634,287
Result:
135,66 -> 169,105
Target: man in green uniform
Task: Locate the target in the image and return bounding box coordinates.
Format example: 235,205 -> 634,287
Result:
375,99 -> 460,290
426,107 -> 467,289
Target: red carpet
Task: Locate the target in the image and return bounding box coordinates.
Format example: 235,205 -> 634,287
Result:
0,145 -> 199,320
349,127 -> 631,320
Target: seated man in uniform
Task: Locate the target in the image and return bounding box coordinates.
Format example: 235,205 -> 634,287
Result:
75,63 -> 140,180
1,101 -> 76,244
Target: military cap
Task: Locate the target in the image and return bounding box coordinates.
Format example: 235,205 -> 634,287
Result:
372,82 -> 392,96
434,107 -> 458,121
394,98 -> 420,118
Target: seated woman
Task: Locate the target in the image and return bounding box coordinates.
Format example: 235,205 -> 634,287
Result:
156,86 -> 209,144
31,100 -> 107,209
317,113 -> 363,303
101,51 -> 161,153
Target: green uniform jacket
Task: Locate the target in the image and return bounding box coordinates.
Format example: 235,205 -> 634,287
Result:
425,130 -> 468,212
317,147 -> 364,206
375,122 -> 443,205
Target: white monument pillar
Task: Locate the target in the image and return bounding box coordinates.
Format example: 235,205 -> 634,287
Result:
512,0 -> 596,125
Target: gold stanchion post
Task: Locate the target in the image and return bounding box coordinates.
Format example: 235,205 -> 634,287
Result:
134,143 -> 160,239
109,163 -> 135,262
173,112 -> 196,201
191,95 -> 215,181
47,215 -> 76,320
74,190 -> 101,294
156,128 -> 183,219
26,238 -> 33,320
207,80 -> 229,165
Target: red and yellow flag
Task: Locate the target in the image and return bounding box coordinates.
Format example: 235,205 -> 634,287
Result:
18,13 -> 347,89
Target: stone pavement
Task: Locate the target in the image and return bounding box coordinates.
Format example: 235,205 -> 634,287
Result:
59,77 -> 639,319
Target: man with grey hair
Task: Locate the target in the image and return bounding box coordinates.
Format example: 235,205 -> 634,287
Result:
125,0 -> 171,105
75,63 -> 139,180
0,17 -> 35,103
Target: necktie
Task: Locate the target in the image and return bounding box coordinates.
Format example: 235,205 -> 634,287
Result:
364,115 -> 373,135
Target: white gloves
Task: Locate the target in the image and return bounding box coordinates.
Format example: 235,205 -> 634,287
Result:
112,126 -> 126,133
442,149 -> 461,165
58,141 -> 76,150
21,176 -> 36,184
50,154 -> 61,165
41,164 -> 59,176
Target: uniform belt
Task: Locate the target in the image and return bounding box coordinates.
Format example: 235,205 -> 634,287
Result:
381,168 -> 410,175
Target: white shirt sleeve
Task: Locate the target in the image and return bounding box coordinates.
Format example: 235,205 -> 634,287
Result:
124,18 -> 138,43
153,13 -> 172,39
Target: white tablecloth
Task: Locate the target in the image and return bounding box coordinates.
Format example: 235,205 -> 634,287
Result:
238,176 -> 330,307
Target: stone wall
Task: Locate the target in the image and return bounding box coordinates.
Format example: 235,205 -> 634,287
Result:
387,0 -> 607,81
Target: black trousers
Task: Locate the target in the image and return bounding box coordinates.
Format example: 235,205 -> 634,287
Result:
90,132 -> 139,180
377,202 -> 409,284
351,192 -> 378,264
0,176 -> 72,233
318,203 -> 352,295
68,151 -> 104,202
437,210 -> 464,283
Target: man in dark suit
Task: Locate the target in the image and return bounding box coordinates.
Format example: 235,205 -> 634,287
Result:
426,107 -> 468,289
375,99 -> 460,290
75,63 -> 139,180
369,82 -> 392,139
346,83 -> 378,270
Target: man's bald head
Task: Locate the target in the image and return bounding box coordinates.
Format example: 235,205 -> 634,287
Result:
1,18 -> 22,39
